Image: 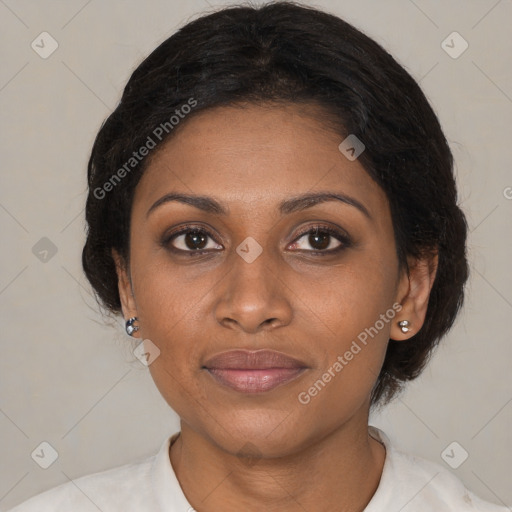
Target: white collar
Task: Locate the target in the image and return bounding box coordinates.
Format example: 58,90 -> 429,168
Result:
150,432 -> 192,510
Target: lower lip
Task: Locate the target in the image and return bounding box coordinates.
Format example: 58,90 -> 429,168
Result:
206,368 -> 306,393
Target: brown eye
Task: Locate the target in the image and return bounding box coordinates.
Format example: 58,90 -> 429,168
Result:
164,227 -> 223,253
307,230 -> 332,251
183,230 -> 208,250
289,225 -> 351,254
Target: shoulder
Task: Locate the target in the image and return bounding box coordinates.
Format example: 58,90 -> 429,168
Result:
6,453 -> 158,512
392,447 -> 507,511
368,426 -> 509,512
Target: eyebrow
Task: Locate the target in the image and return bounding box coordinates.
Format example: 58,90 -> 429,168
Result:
146,191 -> 371,219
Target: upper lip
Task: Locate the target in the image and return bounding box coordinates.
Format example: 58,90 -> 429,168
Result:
203,349 -> 308,370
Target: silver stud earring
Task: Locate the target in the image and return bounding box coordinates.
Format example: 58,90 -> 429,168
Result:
125,317 -> 139,336
398,320 -> 410,333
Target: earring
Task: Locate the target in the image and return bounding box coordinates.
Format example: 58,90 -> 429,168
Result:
125,317 -> 139,336
398,320 -> 410,333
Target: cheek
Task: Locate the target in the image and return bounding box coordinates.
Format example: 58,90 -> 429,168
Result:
308,240 -> 399,338
294,298 -> 394,434
135,268 -> 210,421
129,253 -> 210,385
131,240 -> 213,333
294,247 -> 399,405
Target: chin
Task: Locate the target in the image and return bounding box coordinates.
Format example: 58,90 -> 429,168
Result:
199,408 -> 308,458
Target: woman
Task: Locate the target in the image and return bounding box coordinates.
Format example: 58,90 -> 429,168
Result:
8,2 -> 508,510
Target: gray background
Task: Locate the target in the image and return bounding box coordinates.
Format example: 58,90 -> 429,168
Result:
1,0 -> 511,509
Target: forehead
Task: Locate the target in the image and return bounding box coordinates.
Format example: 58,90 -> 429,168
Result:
133,103 -> 388,218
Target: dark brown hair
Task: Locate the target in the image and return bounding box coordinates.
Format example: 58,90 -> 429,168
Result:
82,1 -> 469,407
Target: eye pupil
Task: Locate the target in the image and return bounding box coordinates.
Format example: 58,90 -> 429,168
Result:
185,230 -> 208,250
309,231 -> 330,250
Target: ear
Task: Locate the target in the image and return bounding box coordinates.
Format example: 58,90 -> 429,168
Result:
391,250 -> 438,341
112,249 -> 140,337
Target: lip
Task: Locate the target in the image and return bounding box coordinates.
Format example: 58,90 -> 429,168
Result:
203,349 -> 309,393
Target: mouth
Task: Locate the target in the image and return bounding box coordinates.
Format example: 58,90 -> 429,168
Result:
203,349 -> 309,393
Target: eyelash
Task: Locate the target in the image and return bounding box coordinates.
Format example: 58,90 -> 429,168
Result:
161,223 -> 352,257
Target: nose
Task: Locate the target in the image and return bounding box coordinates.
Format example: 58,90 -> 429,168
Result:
214,246 -> 293,334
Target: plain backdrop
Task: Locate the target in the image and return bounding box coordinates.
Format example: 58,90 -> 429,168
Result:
1,0 -> 511,509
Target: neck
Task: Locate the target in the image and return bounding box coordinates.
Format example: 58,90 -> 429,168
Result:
169,417 -> 386,512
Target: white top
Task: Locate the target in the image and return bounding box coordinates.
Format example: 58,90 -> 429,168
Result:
7,426 -> 508,511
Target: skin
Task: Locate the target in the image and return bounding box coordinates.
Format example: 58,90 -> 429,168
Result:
113,102 -> 437,512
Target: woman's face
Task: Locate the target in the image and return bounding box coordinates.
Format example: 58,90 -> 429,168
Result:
116,103 -> 419,458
